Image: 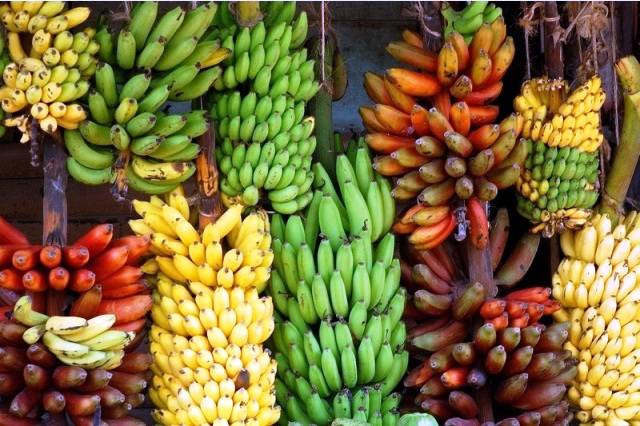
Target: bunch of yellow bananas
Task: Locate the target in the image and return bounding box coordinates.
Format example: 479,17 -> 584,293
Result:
0,2 -> 96,139
129,186 -> 279,425
515,75 -> 605,152
553,213 -> 640,425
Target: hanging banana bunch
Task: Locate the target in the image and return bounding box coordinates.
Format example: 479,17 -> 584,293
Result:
0,29 -> 9,138
514,75 -> 605,235
552,213 -> 640,425
0,1 -> 97,140
209,1 -> 319,213
129,186 -> 280,425
66,1 -> 231,196
361,2 -> 522,248
268,146 -> 408,425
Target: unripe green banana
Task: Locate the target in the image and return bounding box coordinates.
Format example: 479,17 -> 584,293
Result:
169,66 -> 221,101
146,6 -> 185,46
254,95 -> 273,122
79,121 -> 112,146
125,112 -> 157,137
161,142 -> 199,161
120,72 -> 152,101
95,62 -> 118,108
248,44 -> 266,80
110,124 -> 131,151
128,1 -> 158,49
67,157 -> 114,185
116,29 -> 136,70
234,51 -> 250,83
88,90 -> 113,125
114,98 -> 138,125
155,36 -> 198,71
253,65 -> 272,96
138,84 -> 170,113
157,63 -> 201,93
65,129 -> 116,169
151,114 -> 186,137
136,36 -> 167,69
131,134 -> 163,155
290,11 -> 309,48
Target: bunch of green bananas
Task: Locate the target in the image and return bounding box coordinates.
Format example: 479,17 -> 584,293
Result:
267,149 -> 406,425
66,1 -> 231,195
517,139 -> 599,223
14,296 -> 130,370
210,1 -> 320,212
441,1 -> 503,43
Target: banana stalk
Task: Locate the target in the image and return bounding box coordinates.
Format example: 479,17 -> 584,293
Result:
309,34 -> 337,177
600,56 -> 640,221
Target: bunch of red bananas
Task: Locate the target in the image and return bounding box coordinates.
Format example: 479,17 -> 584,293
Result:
400,209 -> 572,425
361,20 -> 522,247
0,217 -> 152,424
404,287 -> 574,426
0,219 -> 151,315
0,336 -> 150,426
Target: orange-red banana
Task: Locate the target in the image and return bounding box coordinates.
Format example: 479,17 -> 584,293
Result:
449,75 -> 473,100
373,155 -> 412,176
470,49 -> 493,87
365,133 -> 415,154
470,23 -> 493,63
391,147 -> 428,168
469,105 -> 499,126
449,102 -> 471,136
448,32 -> 469,71
359,106 -> 389,133
373,104 -> 412,135
384,76 -> 416,113
427,107 -> 453,141
402,29 -> 423,48
469,124 -> 501,150
464,81 -> 503,106
488,37 -> 515,84
437,41 -> 459,87
411,104 -> 430,136
364,72 -> 394,105
489,17 -> 507,55
432,90 -> 451,120
386,68 -> 442,97
386,40 -> 437,71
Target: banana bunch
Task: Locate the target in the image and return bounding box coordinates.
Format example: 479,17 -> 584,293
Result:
130,198 -> 272,291
516,138 -> 599,234
553,213 -> 640,426
13,296 -> 132,370
441,1 -> 504,43
405,285 -> 573,425
362,18 -> 520,233
148,277 -> 280,426
0,318 -> 149,424
66,2 -> 231,195
210,2 -> 320,213
514,76 -> 605,235
0,2 -> 98,139
129,186 -> 279,424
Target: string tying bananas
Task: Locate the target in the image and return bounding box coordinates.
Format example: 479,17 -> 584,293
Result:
209,2 -> 320,212
129,186 -> 279,425
66,1 -> 231,196
552,213 -> 640,426
514,76 -> 605,235
0,2 -> 97,140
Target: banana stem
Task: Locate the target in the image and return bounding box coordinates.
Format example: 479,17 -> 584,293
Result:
234,1 -> 262,27
196,111 -> 223,231
42,130 -> 67,247
466,201 -> 495,423
310,34 -> 337,177
600,89 -> 640,218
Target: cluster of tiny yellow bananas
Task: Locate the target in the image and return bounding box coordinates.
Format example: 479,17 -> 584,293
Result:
0,2 -> 96,139
130,197 -> 272,292
553,213 -> 640,425
148,313 -> 279,425
514,76 -> 606,152
528,207 -> 593,235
